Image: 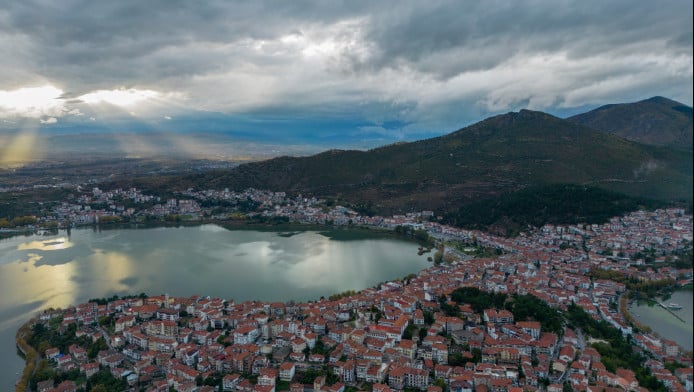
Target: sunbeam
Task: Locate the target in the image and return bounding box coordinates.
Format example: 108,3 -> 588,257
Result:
0,125 -> 44,168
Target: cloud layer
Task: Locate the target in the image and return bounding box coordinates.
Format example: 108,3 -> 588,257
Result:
0,0 -> 691,141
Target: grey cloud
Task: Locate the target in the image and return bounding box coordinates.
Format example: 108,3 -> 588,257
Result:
360,1 -> 692,79
0,0 -> 691,138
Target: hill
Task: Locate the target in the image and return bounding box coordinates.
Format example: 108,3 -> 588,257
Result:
567,96 -> 693,151
441,184 -> 666,236
168,109 -> 692,215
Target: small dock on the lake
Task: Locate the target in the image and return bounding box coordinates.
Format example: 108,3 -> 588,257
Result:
657,302 -> 686,322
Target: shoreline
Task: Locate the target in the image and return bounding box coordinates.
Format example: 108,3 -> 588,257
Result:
622,289 -> 693,353
14,316 -> 38,392
0,218 -> 413,243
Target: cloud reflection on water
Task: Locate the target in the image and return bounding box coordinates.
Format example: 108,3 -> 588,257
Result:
17,237 -> 74,251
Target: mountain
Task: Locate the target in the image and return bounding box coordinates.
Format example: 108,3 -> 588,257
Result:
167,109 -> 691,215
567,96 -> 693,151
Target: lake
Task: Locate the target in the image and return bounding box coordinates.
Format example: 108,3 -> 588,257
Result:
628,290 -> 693,351
0,225 -> 430,390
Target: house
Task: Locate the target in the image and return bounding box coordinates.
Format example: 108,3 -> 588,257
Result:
280,362 -> 296,381
662,339 -> 680,357
51,380 -> 77,392
222,374 -> 241,391
406,367 -> 430,389
547,384 -> 563,392
449,379 -> 473,392
516,321 -> 541,340
183,348 -> 199,366
115,315 -> 136,332
432,343 -> 449,364
615,368 -> 639,390
258,368 -> 278,386
326,383 -> 345,392
413,309 -> 425,326
333,360 -> 356,383
80,362 -> 100,378
291,338 -> 307,353
289,352 -> 305,362
395,339 -> 416,359
366,363 -> 388,383
45,348 -> 60,360
234,325 -> 260,345
428,386 -> 443,392
68,344 -> 87,361
37,380 -> 54,392
146,320 -> 178,337
313,375 -> 326,392
373,383 -> 392,392
254,384 -> 276,392
56,354 -> 74,370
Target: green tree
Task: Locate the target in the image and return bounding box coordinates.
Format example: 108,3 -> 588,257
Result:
423,311 -> 434,325
418,327 -> 427,341
402,324 -> 416,340
471,348 -> 482,363
88,337 -> 108,359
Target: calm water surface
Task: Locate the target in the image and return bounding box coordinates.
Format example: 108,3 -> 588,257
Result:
628,290 -> 693,351
0,225 -> 429,390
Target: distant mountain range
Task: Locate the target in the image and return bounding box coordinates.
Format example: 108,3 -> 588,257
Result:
568,96 -> 693,151
153,97 -> 692,215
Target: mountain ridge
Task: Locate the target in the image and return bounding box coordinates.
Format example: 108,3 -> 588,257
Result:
567,96 -> 693,151
155,102 -> 692,216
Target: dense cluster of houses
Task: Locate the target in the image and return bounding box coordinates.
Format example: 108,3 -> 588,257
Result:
34,238 -> 692,391
34,254 -> 692,392
51,187 -> 207,224
25,189 -> 694,392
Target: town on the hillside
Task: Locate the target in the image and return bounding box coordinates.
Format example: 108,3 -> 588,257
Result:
11,188 -> 694,392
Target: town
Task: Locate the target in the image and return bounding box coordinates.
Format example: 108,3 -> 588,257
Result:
12,187 -> 694,392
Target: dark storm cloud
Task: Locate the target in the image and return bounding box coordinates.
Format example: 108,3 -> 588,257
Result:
360,1 -> 692,78
0,0 -> 691,139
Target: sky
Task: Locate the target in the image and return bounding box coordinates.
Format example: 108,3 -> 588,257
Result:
0,0 -> 692,159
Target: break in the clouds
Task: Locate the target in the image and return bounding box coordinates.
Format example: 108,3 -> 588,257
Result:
0,0 -> 691,143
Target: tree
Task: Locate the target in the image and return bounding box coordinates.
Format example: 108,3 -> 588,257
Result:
402,324 -> 416,340
418,327 -> 427,341
423,311 -> 435,326
471,348 -> 482,363
88,337 -> 108,359
448,352 -> 465,367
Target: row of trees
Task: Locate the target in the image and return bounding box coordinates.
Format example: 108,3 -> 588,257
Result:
0,215 -> 37,228
587,268 -> 678,299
